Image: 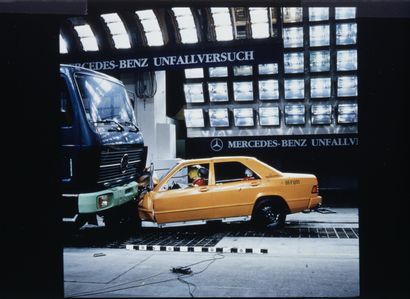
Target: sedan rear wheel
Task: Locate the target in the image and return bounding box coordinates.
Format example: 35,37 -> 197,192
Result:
253,201 -> 286,229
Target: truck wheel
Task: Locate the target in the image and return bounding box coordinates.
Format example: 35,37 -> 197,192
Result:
253,200 -> 286,229
103,201 -> 141,233
104,213 -> 120,230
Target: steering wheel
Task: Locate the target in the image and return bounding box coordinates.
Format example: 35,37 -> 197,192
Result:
170,181 -> 180,190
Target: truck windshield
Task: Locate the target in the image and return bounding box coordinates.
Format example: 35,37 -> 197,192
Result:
75,73 -> 135,125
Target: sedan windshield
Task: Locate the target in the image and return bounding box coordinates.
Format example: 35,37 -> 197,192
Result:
75,73 -> 135,125
158,162 -> 180,181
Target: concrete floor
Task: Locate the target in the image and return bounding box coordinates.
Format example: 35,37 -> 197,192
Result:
64,208 -> 359,298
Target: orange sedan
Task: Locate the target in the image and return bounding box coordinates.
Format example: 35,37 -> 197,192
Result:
138,156 -> 322,229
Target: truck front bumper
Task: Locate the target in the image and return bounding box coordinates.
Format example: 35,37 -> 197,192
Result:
70,181 -> 138,214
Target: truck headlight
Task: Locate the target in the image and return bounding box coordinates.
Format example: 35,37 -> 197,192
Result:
97,194 -> 111,209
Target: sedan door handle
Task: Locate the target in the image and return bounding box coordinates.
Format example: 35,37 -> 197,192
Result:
199,187 -> 209,192
250,181 -> 260,186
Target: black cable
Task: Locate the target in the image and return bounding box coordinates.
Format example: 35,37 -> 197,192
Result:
65,271 -> 168,298
66,274 -> 185,298
177,275 -> 196,298
172,253 -> 225,297
65,253 -> 225,298
135,71 -> 157,109
182,253 -> 224,268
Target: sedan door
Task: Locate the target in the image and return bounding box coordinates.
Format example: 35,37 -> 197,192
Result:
207,161 -> 262,219
153,163 -> 215,224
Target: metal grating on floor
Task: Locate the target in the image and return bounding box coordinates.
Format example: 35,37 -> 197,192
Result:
64,225 -> 359,249
122,227 -> 359,249
226,227 -> 359,239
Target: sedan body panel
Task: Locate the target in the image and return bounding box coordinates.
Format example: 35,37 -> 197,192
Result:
138,156 -> 322,225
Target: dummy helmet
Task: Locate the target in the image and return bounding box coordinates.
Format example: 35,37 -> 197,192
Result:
245,168 -> 253,177
198,167 -> 208,178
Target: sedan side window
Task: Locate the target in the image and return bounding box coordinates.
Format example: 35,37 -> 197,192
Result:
160,163 -> 209,191
214,162 -> 260,184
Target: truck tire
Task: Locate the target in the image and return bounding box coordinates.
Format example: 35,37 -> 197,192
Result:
103,200 -> 141,233
252,199 -> 286,229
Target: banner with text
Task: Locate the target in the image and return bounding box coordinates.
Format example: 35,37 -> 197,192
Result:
186,134 -> 359,157
61,40 -> 284,72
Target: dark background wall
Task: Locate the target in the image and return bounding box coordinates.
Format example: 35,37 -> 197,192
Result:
357,16 -> 409,299
2,14 -> 62,299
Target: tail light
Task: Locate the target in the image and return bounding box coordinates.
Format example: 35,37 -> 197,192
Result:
311,185 -> 319,193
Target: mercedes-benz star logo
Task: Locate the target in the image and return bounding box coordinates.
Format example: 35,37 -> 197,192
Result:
210,138 -> 223,152
120,154 -> 129,173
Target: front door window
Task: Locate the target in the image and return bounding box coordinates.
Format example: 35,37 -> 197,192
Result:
160,163 -> 209,191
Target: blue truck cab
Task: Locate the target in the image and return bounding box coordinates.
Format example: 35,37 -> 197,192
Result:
60,64 -> 147,229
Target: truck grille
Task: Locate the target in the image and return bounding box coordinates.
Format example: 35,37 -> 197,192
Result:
97,147 -> 146,187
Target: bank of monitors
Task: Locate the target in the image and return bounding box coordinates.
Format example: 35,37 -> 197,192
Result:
208,82 -> 229,102
311,78 -> 331,98
184,109 -> 204,128
310,50 -> 330,72
309,7 -> 329,22
233,65 -> 253,76
337,103 -> 358,124
282,7 -> 303,23
209,108 -> 229,127
311,104 -> 332,125
184,83 -> 204,103
310,25 -> 330,47
233,82 -> 254,101
336,23 -> 357,45
258,63 -> 278,75
259,80 -> 279,100
233,108 -> 254,127
184,68 -> 204,79
284,52 -> 304,73
337,50 -> 358,71
209,66 -> 228,77
337,76 -> 358,97
285,104 -> 305,125
284,79 -> 304,99
183,6 -> 358,137
283,27 -> 304,48
184,104 -> 358,129
259,107 -> 280,126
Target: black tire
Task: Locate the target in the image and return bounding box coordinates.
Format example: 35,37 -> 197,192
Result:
103,200 -> 141,234
252,200 -> 286,229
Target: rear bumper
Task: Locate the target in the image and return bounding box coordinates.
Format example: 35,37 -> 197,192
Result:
308,195 -> 322,209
